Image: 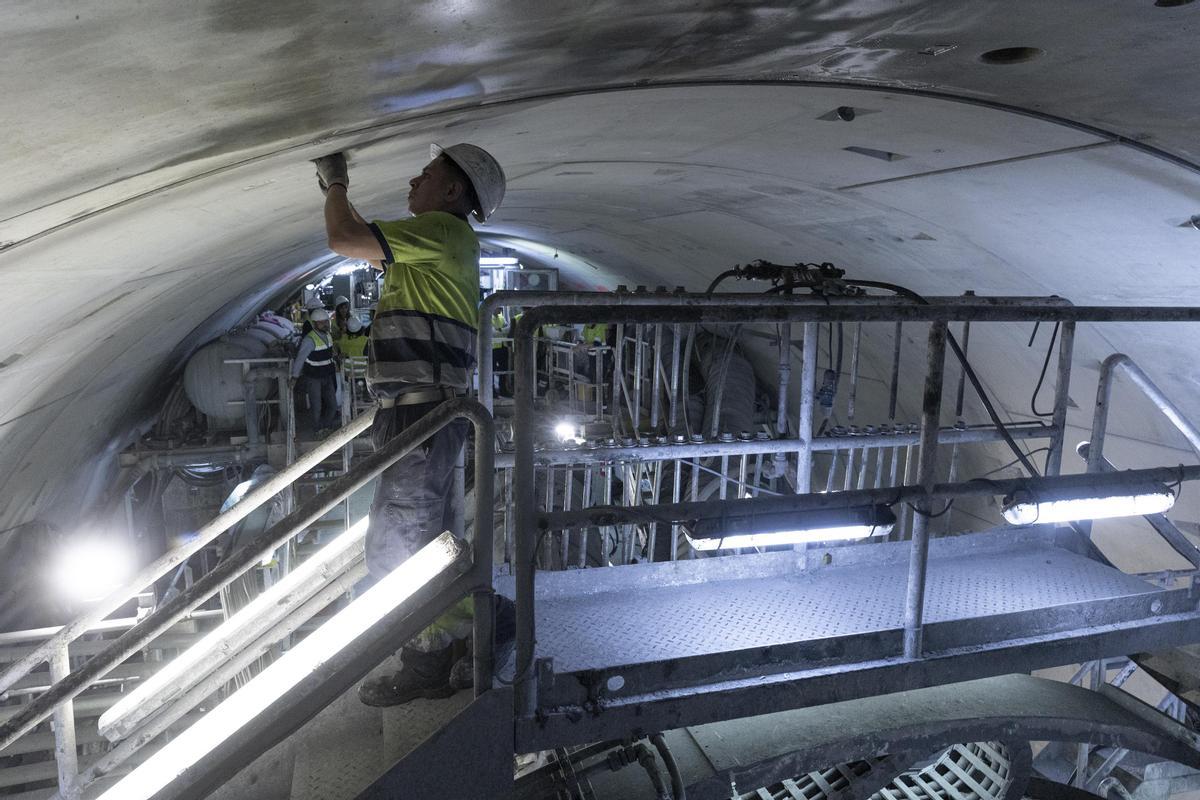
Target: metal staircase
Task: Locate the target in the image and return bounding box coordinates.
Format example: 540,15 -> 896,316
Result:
4,292 -> 1200,799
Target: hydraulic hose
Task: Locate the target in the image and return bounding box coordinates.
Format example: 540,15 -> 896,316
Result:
705,269 -> 741,294
650,733 -> 686,800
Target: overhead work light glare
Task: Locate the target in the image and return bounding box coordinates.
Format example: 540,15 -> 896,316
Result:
554,420 -> 583,444
97,532 -> 466,800
685,505 -> 895,551
50,535 -> 136,603
1001,484 -> 1176,526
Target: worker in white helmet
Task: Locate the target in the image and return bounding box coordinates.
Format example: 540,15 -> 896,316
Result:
314,144 -> 511,706
290,308 -> 339,435
331,294 -> 352,343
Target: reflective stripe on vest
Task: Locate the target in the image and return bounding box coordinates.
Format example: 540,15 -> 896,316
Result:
368,308 -> 477,392
303,330 -> 336,378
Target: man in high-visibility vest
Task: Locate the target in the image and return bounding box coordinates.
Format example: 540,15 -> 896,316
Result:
290,308 -> 339,434
315,144 -> 510,706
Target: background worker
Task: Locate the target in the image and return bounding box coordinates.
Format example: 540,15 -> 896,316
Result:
331,294 -> 352,342
290,308 -> 339,435
299,299 -> 325,337
315,144 -> 510,706
337,315 -> 370,359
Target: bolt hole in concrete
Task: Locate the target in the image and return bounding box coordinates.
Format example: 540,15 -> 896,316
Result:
979,47 -> 1044,64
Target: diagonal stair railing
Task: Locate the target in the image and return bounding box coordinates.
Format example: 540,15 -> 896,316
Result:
0,398 -> 495,800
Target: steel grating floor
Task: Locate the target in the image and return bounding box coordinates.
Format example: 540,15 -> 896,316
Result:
531,538 -> 1158,674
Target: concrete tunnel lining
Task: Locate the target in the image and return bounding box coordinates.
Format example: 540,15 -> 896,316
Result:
2,83 -> 1199,542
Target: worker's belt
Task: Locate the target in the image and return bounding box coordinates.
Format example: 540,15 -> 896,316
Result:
378,386 -> 457,408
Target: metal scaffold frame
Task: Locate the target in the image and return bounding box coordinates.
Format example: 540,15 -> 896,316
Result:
496,293 -> 1200,749
5,288 -> 1200,799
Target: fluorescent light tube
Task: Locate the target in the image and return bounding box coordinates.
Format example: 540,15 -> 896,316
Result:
685,504 -> 895,551
685,523 -> 890,551
97,531 -> 465,800
99,518 -> 370,741
479,256 -> 519,266
1002,485 -> 1175,525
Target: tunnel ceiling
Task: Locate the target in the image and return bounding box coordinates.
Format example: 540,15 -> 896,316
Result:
1,0 -> 1199,534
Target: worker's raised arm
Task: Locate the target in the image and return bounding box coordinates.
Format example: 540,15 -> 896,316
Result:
324,186 -> 386,260
315,153 -> 386,261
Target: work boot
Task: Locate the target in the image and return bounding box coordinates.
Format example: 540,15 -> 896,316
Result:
358,645 -> 455,707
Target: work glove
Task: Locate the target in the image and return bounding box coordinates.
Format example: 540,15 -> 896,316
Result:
314,152 -> 349,195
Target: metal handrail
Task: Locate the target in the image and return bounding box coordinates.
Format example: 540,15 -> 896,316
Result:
0,398 -> 494,757
0,410 -> 375,699
508,299 -> 1200,717
1086,353 -> 1200,472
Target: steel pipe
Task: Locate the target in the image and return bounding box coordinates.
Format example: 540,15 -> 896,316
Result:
0,409 -> 376,698
1045,322 -> 1076,476
493,423 -> 1051,468
902,322 -> 948,659
1087,353 -> 1200,470
0,399 -> 493,754
796,322 -> 818,494
49,646 -> 78,800
513,319 -> 538,716
512,303 -> 1200,330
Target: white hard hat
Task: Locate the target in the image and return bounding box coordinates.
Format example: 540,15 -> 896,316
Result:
346,317 -> 363,333
432,143 -> 506,223
310,308 -> 331,323
333,295 -> 350,307
306,299 -> 324,310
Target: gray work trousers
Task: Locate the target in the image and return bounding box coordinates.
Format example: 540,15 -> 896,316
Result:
364,401 -> 468,582
300,374 -> 338,432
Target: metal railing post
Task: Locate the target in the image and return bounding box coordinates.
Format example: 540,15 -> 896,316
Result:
513,315 -> 538,717
1045,321 -> 1075,476
471,401 -> 496,696
49,645 -> 79,800
902,321 -> 947,659
795,322 -> 818,495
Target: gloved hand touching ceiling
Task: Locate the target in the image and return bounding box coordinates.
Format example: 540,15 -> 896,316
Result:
314,152 -> 349,195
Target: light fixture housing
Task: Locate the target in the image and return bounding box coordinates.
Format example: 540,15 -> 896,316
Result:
99,517 -> 370,741
96,531 -> 467,800
1001,482 -> 1175,526
685,504 -> 895,551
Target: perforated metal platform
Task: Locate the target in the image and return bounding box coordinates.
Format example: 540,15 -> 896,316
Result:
511,527 -> 1200,752
531,533 -> 1156,674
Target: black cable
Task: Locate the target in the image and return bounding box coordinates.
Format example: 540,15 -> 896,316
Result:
705,269 -> 740,295
1029,322 -> 1060,418
843,279 -> 1041,477
907,499 -> 955,519
980,447 -> 1051,478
